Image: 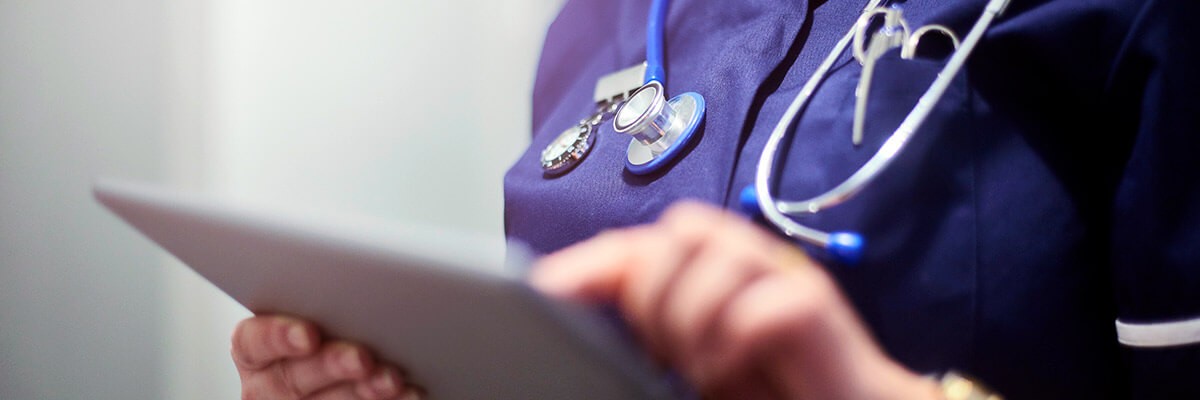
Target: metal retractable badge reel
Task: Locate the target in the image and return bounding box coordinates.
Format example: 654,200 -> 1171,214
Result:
540,115 -> 600,175
540,64 -> 647,176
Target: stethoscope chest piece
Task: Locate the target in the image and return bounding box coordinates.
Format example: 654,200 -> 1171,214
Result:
614,81 -> 705,175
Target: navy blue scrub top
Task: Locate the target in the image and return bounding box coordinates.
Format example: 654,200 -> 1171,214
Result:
503,0 -> 1200,398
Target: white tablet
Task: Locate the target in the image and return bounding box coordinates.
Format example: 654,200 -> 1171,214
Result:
93,179 -> 679,400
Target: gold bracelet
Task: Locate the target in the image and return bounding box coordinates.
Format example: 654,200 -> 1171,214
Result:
938,371 -> 1002,400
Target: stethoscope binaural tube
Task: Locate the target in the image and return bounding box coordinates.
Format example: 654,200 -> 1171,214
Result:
645,0 -> 668,85
745,0 -> 1010,266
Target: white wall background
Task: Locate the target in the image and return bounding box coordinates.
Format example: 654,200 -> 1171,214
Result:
0,1 -> 563,398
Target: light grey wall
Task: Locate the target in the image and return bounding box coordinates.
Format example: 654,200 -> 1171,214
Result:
1,0 -> 563,399
0,1 -> 169,399
204,0 -> 560,234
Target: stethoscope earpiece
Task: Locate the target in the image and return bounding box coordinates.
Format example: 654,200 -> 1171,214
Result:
740,184 -> 864,266
739,185 -> 763,218
753,0 -> 1008,265
826,232 -> 865,266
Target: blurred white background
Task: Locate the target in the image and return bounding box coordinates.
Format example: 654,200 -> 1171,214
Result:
0,0 -> 563,398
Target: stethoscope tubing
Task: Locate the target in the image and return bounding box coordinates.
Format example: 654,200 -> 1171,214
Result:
754,0 -> 1010,264
754,0 -> 886,249
646,0 -> 669,85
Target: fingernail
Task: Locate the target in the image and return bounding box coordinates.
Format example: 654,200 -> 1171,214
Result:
528,270 -> 571,298
401,388 -> 424,400
340,348 -> 364,374
371,370 -> 397,396
287,325 -> 310,352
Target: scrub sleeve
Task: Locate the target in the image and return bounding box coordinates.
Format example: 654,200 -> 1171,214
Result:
1107,0 -> 1200,397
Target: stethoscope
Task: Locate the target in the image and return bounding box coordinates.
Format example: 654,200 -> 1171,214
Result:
541,0 -> 1010,265
746,0 -> 1011,265
540,0 -> 705,176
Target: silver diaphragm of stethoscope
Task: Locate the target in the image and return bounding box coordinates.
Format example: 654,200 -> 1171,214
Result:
613,81 -> 705,175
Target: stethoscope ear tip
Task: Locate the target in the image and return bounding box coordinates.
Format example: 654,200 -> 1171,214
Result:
826,232 -> 865,266
738,185 -> 762,218
739,185 -> 864,266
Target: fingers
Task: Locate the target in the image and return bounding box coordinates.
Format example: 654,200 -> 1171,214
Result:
304,384 -> 365,400
238,340 -> 375,399
653,204 -> 811,381
303,366 -> 416,400
530,201 -> 728,360
692,274 -> 827,388
638,205 -> 768,363
530,201 -> 728,301
281,341 -> 376,397
353,366 -> 416,400
530,228 -> 642,301
697,268 -> 871,397
232,315 -> 319,371
233,316 -> 421,400
657,235 -> 768,376
531,201 -> 858,398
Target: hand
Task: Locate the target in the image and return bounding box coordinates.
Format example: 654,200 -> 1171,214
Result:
231,315 -> 421,400
531,202 -> 942,400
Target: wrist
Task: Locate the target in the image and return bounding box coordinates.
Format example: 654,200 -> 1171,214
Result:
866,361 -> 945,400
932,371 -> 1003,400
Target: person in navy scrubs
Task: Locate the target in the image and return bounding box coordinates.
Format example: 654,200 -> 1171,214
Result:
229,0 -> 1198,399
